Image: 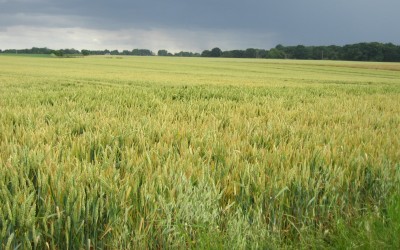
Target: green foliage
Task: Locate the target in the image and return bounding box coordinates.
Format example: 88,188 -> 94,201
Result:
131,49 -> 153,56
201,48 -> 223,57
81,50 -> 90,56
3,42 -> 400,61
210,47 -> 222,57
267,48 -> 286,59
271,42 -> 400,61
52,50 -> 64,57
201,49 -> 211,57
174,51 -> 199,57
158,49 -> 169,56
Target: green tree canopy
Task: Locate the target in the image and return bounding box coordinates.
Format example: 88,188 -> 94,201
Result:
210,47 -> 222,57
158,50 -> 168,56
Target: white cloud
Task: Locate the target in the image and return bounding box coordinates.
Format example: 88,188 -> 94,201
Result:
0,25 -> 278,52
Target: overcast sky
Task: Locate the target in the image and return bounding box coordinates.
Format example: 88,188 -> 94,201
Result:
1,0 -> 399,52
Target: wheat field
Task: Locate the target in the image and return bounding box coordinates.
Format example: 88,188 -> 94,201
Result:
0,55 -> 399,249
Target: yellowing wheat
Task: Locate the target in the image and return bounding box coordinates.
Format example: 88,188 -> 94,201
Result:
0,55 -> 399,249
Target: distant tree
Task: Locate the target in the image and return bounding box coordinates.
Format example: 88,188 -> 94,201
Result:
29,47 -> 51,54
132,49 -> 140,55
81,50 -> 90,56
61,48 -> 80,55
382,43 -> 400,62
4,49 -> 17,54
364,42 -> 384,61
293,45 -> 309,59
158,50 -> 169,56
84,50 -> 105,55
244,48 -> 257,58
308,46 -> 323,60
111,50 -> 119,55
174,51 -> 197,57
325,45 -> 341,60
231,50 -> 245,58
267,48 -> 285,59
52,50 -> 64,57
273,44 -> 288,58
210,47 -> 222,57
132,49 -> 153,56
258,49 -> 268,58
341,44 -> 362,61
201,50 -> 211,57
221,50 -> 234,58
221,49 -> 265,58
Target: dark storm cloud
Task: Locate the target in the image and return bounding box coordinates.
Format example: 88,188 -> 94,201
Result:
1,0 -> 399,50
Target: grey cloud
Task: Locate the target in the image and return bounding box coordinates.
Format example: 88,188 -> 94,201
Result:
0,0 -> 399,50
0,13 -> 88,29
0,26 -> 277,52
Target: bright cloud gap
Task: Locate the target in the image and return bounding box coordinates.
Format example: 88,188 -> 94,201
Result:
0,26 -> 278,53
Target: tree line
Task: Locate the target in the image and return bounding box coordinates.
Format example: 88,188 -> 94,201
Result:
0,48 -> 155,57
199,43 -> 400,62
1,42 -> 400,62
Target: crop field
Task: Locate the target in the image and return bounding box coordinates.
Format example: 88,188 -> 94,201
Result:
0,55 -> 399,249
